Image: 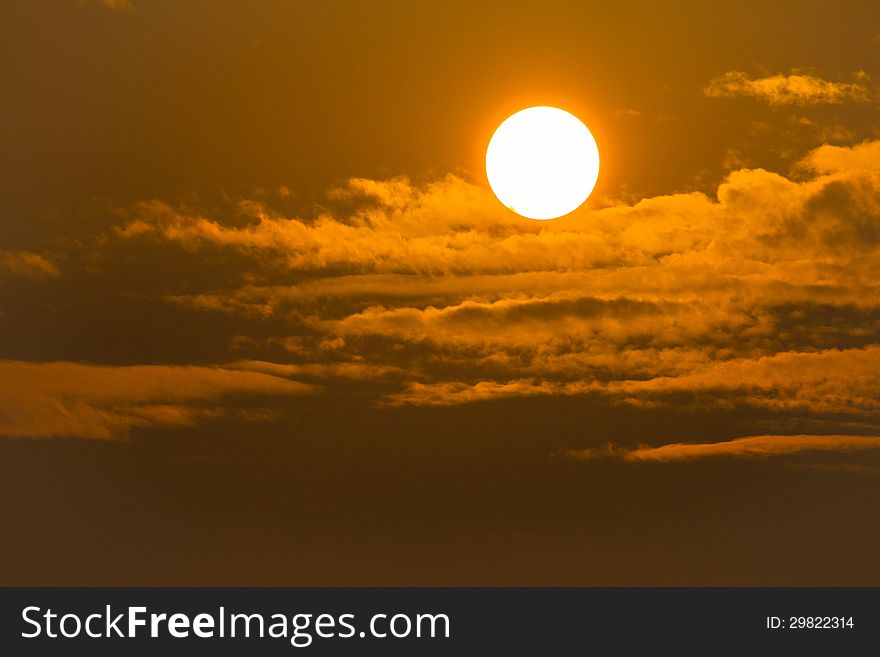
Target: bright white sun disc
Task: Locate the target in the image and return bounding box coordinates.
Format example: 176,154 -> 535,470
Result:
486,106 -> 599,220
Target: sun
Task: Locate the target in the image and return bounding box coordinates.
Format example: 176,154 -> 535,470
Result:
486,106 -> 600,220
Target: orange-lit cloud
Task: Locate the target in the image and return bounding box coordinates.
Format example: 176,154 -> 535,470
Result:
118,141 -> 880,292
229,359 -> 404,381
8,135 -> 870,450
384,345 -> 880,414
803,138 -> 880,174
704,70 -> 872,105
565,434 -> 880,462
102,137 -> 880,428
0,361 -> 316,440
0,250 -> 59,279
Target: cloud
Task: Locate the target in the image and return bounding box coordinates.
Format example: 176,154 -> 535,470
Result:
383,345 -> 880,414
0,361 -> 316,440
118,149 -> 880,295
603,346 -> 880,415
564,434 -> 880,462
0,250 -> 59,279
229,359 -> 404,381
36,136 -> 880,437
115,175 -> 547,276
384,379 -> 584,407
704,71 -> 872,105
84,0 -> 135,11
789,116 -> 856,145
802,139 -> 880,174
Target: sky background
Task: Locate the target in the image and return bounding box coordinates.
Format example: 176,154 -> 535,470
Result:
2,0 -> 880,584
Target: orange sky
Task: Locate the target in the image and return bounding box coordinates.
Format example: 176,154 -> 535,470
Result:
1,0 -> 880,585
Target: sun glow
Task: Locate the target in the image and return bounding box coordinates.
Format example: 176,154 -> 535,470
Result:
486,106 -> 600,220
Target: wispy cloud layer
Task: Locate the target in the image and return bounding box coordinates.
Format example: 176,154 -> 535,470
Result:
0,250 -> 59,279
565,434 -> 880,462
0,361 -> 315,440
106,138 -> 880,428
7,135 -> 880,453
704,70 -> 872,105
